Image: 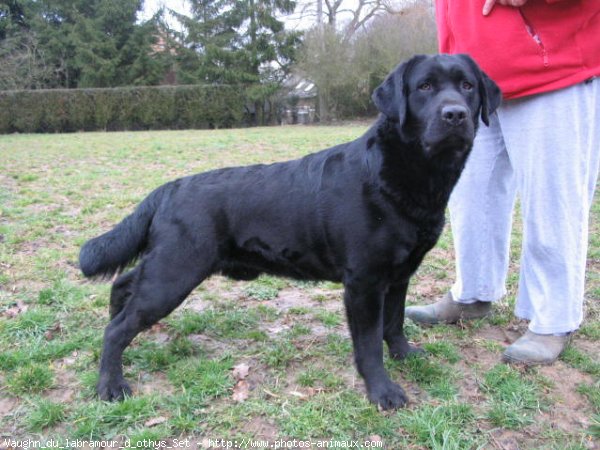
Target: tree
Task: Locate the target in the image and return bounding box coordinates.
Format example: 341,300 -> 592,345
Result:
170,0 -> 240,84
229,0 -> 300,123
294,0 -> 402,39
296,25 -> 351,121
0,0 -> 28,40
0,0 -> 170,88
296,0 -> 437,121
0,29 -> 54,90
172,0 -> 300,124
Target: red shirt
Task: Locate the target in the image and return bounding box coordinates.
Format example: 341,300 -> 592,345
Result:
436,0 -> 600,99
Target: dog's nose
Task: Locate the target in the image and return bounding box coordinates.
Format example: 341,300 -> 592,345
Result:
441,105 -> 468,127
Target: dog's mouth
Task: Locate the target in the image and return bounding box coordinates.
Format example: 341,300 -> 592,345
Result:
423,132 -> 473,158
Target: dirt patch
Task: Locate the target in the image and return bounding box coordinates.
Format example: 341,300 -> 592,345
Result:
537,362 -> 595,432
488,429 -> 535,450
472,324 -> 524,347
0,395 -> 19,422
187,334 -> 234,355
46,368 -> 79,404
454,329 -> 597,449
198,277 -> 246,303
409,276 -> 448,301
240,416 -> 279,440
270,288 -> 325,312
182,293 -> 211,313
575,338 -> 600,360
136,371 -> 175,397
453,342 -> 501,411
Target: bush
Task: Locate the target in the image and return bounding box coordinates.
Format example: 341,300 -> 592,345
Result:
0,84 -> 254,133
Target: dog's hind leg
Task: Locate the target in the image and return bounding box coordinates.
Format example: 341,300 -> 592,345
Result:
97,240 -> 214,401
383,282 -> 423,360
109,268 -> 138,319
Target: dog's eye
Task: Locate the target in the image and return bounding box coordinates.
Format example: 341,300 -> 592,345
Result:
462,81 -> 474,91
418,82 -> 432,91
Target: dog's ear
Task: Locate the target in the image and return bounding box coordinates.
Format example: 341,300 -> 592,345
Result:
372,75 -> 400,121
372,55 -> 427,124
457,54 -> 502,126
478,71 -> 502,126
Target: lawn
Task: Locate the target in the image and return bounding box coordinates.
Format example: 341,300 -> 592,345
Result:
0,125 -> 598,449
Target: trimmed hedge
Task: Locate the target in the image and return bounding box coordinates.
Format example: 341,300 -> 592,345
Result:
0,84 -> 252,133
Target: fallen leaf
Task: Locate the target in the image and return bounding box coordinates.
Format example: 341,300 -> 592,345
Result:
44,322 -> 62,340
144,416 -> 167,427
232,380 -> 249,402
289,390 -> 307,399
263,388 -> 280,398
368,435 -> 383,444
232,362 -> 250,381
3,306 -> 22,318
304,387 -> 319,397
289,387 -> 319,400
150,322 -> 168,333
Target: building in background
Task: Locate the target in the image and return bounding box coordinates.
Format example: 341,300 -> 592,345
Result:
283,75 -> 317,124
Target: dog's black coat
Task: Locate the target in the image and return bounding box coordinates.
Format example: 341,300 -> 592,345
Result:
80,54 -> 501,409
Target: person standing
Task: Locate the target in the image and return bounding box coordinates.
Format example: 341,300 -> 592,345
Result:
405,0 -> 600,364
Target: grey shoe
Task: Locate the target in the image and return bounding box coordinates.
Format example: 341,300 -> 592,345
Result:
405,292 -> 492,325
502,330 -> 572,365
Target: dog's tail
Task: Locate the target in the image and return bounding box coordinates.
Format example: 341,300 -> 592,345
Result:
79,184 -> 168,278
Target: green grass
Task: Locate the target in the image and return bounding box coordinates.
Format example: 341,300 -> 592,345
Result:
577,382 -> 600,412
324,333 -> 353,360
1,308 -> 56,339
70,395 -> 164,439
166,307 -> 266,340
244,284 -> 280,301
579,321 -> 600,340
123,337 -> 198,371
297,367 -> 344,389
560,347 -> 600,377
25,398 -> 66,431
576,381 -> 600,439
480,364 -> 543,429
7,363 -> 54,395
167,356 -> 234,399
261,336 -> 298,368
314,309 -> 343,328
288,323 -> 312,337
590,414 -> 600,439
391,353 -> 458,400
244,275 -> 288,300
423,340 -> 461,363
0,126 -> 598,445
279,391 -> 398,441
288,306 -> 310,315
397,402 -> 481,449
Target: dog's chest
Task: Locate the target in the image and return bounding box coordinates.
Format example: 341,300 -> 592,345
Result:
390,220 -> 444,282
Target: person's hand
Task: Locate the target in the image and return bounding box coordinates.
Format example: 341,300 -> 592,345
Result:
483,0 -> 529,16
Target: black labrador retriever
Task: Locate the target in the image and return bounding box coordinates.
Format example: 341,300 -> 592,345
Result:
80,54 -> 501,409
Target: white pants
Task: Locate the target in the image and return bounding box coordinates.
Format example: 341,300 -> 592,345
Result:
449,77 -> 600,334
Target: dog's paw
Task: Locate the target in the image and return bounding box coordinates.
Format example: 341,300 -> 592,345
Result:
390,343 -> 426,360
368,381 -> 408,410
97,377 -> 132,402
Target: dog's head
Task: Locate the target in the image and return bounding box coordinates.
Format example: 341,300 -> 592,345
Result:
372,54 -> 501,157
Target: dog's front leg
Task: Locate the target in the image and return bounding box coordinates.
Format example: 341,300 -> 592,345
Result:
344,277 -> 408,409
384,282 -> 424,360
